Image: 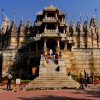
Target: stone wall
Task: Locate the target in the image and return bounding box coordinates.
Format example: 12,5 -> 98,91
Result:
73,48 -> 100,75
2,50 -> 16,76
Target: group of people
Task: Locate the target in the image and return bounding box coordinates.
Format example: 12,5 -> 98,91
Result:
43,49 -> 62,64
79,70 -> 89,89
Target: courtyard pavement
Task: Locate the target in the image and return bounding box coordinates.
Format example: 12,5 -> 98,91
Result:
0,84 -> 100,100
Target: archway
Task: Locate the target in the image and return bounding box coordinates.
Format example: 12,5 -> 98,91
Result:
47,39 -> 57,53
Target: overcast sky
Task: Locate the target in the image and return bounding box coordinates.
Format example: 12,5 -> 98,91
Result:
0,0 -> 100,26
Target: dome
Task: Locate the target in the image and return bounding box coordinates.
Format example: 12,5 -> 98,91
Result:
44,5 -> 58,11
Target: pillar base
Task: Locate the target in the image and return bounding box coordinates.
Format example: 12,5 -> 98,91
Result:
56,47 -> 60,53
43,47 -> 48,55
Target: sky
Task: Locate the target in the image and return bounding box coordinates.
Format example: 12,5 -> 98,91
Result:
0,0 -> 100,26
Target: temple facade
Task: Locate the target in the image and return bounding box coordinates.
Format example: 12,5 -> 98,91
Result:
0,5 -> 100,80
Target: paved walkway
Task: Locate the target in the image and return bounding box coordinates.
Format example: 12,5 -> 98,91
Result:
0,84 -> 100,100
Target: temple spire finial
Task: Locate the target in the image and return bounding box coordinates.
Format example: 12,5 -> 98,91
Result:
79,13 -> 82,22
95,8 -> 97,18
12,12 -> 16,22
21,16 -> 24,21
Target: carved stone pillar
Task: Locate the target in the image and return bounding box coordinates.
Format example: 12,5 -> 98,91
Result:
57,39 -> 60,47
44,39 -> 46,47
43,39 -> 47,55
56,25 -> 58,32
55,13 -> 57,18
63,29 -> 65,33
62,17 -> 64,22
64,41 -> 67,50
56,39 -> 60,53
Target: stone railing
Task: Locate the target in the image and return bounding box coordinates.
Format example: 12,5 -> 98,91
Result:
44,29 -> 58,33
43,17 -> 58,22
60,33 -> 66,37
36,34 -> 42,37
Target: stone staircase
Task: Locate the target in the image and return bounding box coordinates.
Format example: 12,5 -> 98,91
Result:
25,56 -> 79,90
25,72 -> 79,90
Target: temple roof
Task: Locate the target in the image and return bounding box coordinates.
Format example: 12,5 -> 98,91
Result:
44,5 -> 58,11
36,11 -> 43,16
58,12 -> 64,16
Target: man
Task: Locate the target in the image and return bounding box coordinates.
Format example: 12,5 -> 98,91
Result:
79,70 -> 84,89
7,73 -> 12,91
84,70 -> 87,87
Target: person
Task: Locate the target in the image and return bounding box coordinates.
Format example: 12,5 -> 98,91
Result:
78,70 -> 84,89
49,49 -> 53,56
55,52 -> 59,64
45,55 -> 49,64
84,70 -> 87,87
87,73 -> 90,84
7,73 -> 12,91
91,71 -> 94,85
68,71 -> 71,79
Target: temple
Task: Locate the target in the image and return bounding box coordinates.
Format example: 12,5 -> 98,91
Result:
0,5 -> 100,80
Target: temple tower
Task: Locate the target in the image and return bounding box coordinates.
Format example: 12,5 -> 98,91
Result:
83,20 -> 91,48
76,20 -> 84,48
18,20 -> 26,47
0,17 -> 10,49
90,17 -> 98,48
9,20 -> 18,49
69,20 -> 77,49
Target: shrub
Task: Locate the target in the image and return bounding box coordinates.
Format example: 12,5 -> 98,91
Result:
71,74 -> 79,82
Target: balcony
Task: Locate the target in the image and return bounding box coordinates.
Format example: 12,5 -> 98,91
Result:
44,29 -> 58,34
35,21 -> 42,26
59,21 -> 66,26
43,29 -> 59,37
67,36 -> 73,43
43,17 -> 58,23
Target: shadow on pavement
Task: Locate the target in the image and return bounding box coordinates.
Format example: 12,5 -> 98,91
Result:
19,95 -> 89,100
86,89 -> 100,98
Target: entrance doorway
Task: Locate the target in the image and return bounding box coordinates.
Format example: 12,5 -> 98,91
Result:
47,39 -> 57,53
67,43 -> 72,51
0,54 -> 2,83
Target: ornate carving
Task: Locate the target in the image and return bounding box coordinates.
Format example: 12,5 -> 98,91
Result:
83,21 -> 90,32
69,20 -> 76,32
76,21 -> 83,32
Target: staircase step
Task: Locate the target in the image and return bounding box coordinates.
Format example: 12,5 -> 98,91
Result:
24,54 -> 79,90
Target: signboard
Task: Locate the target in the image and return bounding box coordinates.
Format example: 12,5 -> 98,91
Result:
32,67 -> 37,75
16,79 -> 21,85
